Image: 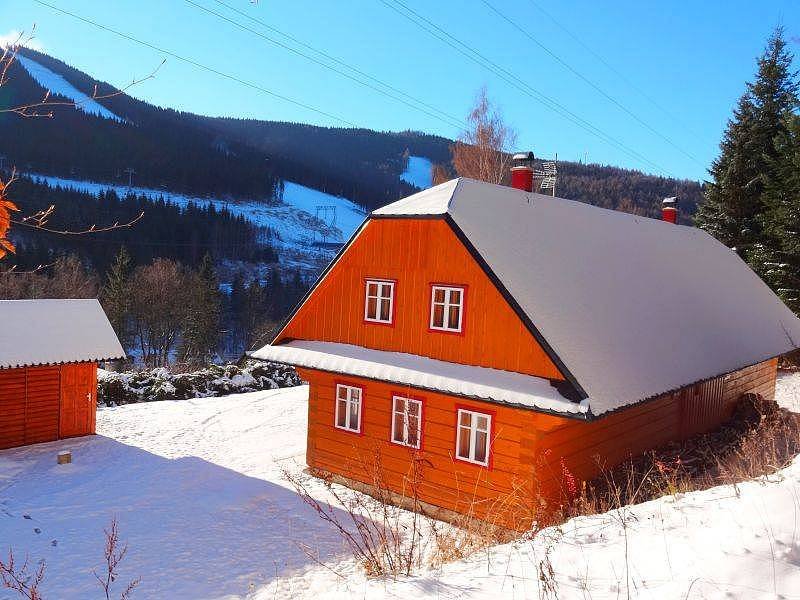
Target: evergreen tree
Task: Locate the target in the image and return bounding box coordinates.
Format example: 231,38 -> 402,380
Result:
101,246 -> 133,349
695,28 -> 799,262
179,253 -> 221,365
750,114 -> 800,312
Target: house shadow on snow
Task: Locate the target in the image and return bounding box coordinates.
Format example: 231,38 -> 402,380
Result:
0,435 -> 359,599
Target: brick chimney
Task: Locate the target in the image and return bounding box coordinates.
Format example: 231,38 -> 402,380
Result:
511,152 -> 535,192
662,196 -> 678,224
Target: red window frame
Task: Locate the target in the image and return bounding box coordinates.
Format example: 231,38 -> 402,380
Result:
390,392 -> 425,450
363,278 -> 396,326
428,283 -> 467,335
453,405 -> 494,468
334,382 -> 364,435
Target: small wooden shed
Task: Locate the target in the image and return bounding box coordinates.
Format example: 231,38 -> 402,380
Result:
0,299 -> 125,450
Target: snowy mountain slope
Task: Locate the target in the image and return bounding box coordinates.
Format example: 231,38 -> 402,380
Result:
15,54 -> 122,121
1,375 -> 799,598
281,181 -> 367,241
400,155 -> 433,189
31,174 -> 366,259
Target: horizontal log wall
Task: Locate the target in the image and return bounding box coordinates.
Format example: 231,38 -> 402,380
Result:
0,362 -> 98,450
0,366 -> 60,450
300,368 -> 539,529
531,358 -> 779,501
302,358 -> 779,530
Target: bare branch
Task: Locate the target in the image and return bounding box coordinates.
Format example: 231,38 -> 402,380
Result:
0,549 -> 46,600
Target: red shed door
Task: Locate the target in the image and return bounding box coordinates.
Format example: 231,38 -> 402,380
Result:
59,363 -> 96,438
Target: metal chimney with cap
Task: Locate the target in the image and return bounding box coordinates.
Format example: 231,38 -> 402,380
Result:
511,151 -> 535,192
662,197 -> 678,224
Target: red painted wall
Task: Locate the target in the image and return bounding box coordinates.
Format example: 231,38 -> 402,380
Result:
278,218 -> 563,381
0,362 -> 98,450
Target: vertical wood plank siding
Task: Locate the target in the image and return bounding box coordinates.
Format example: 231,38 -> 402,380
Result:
0,362 -> 98,450
302,358 -> 778,529
279,219 -> 563,381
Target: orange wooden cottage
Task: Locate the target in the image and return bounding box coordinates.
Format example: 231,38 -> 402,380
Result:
253,158 -> 800,528
0,299 -> 125,450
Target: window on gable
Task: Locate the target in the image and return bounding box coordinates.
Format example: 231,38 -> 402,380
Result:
364,279 -> 395,324
335,384 -> 362,433
391,395 -> 422,449
455,408 -> 491,466
430,285 -> 464,332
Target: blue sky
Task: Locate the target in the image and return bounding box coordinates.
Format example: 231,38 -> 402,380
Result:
4,0 -> 799,181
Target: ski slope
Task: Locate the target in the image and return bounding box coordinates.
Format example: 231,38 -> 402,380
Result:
16,54 -> 122,122
30,174 -> 366,253
400,155 -> 433,189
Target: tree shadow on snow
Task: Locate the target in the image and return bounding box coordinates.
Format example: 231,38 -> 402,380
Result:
0,435 -> 357,599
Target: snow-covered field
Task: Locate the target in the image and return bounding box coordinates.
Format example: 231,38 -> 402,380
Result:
400,155 -> 433,189
16,54 -> 122,121
2,376 -> 800,599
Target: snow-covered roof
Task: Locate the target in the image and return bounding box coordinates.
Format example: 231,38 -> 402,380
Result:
0,299 -> 125,369
372,178 -> 800,415
250,340 -> 588,416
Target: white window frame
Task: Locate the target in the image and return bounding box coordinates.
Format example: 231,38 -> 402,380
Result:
364,279 -> 395,324
335,384 -> 362,433
391,395 -> 423,449
455,409 -> 491,466
429,285 -> 464,332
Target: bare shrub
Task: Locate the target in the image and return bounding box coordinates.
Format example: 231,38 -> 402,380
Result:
94,516 -> 140,600
285,444 -> 533,577
0,551 -> 45,600
284,447 -> 428,577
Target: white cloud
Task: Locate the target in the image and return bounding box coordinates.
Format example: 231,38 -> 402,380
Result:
0,30 -> 45,51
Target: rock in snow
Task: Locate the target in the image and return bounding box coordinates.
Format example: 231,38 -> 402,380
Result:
0,376 -> 799,598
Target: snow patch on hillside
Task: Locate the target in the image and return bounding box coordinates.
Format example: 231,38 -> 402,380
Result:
16,54 -> 122,121
400,155 -> 433,189
29,174 -> 366,267
281,181 -> 366,242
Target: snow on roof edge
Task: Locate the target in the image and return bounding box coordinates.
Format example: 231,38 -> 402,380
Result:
0,299 -> 126,369
250,340 -> 589,418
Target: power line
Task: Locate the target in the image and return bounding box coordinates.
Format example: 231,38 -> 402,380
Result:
480,0 -> 703,166
526,0 -> 700,138
31,0 -> 358,127
206,0 -> 467,131
183,0 -> 463,131
381,0 -> 671,176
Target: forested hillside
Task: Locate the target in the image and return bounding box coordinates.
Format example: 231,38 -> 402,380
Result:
1,48 -> 704,217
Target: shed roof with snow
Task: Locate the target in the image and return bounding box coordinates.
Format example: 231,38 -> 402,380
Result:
0,299 -> 125,369
256,178 -> 800,417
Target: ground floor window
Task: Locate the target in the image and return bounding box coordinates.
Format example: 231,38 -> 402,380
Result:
456,408 -> 491,466
335,384 -> 362,433
391,395 -> 422,448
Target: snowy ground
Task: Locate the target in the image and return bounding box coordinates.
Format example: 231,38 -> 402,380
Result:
2,376 -> 800,599
400,156 -> 433,189
16,54 -> 122,121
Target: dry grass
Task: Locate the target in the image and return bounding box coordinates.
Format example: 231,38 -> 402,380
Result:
561,394 -> 800,518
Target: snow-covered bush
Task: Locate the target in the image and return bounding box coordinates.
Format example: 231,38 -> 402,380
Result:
98,360 -> 302,405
